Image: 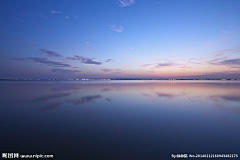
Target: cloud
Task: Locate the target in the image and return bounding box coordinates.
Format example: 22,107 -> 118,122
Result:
101,68 -> 123,74
66,55 -> 82,60
39,49 -> 61,57
67,95 -> 102,105
50,10 -> 63,14
52,69 -> 81,74
81,58 -> 102,65
85,42 -> 92,49
109,24 -> 124,32
65,16 -> 69,19
220,59 -> 240,66
29,57 -> 71,67
129,47 -> 135,49
19,40 -> 38,47
101,69 -> 112,72
156,62 -> 172,67
67,55 -> 102,65
210,58 -> 240,67
141,64 -> 152,67
183,58 -> 193,68
117,0 -> 136,7
173,71 -> 240,79
105,59 -> 114,62
212,47 -> 240,57
142,62 -> 173,68
113,71 -> 122,74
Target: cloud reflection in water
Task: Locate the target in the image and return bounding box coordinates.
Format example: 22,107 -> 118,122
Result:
67,95 -> 102,105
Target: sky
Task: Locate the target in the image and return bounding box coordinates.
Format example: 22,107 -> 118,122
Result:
0,0 -> 240,79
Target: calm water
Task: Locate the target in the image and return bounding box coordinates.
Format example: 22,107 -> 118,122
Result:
0,81 -> 240,160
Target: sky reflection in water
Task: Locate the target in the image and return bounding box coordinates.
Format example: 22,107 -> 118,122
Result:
0,81 -> 240,160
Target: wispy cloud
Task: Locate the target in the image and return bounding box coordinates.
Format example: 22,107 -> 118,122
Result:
101,69 -> 112,72
66,55 -> 82,60
156,62 -> 172,67
220,59 -> 240,66
141,64 -> 152,67
65,16 -> 69,19
109,24 -> 124,32
85,42 -> 92,49
175,71 -> 240,79
29,57 -> 71,67
101,68 -> 123,74
117,0 -> 136,7
19,40 -> 38,47
183,58 -> 193,68
105,59 -> 114,62
142,61 -> 173,68
52,69 -> 81,74
209,58 -> 240,68
50,10 -> 63,14
67,55 -> 102,65
81,58 -> 102,65
114,69 -> 123,74
129,47 -> 135,49
212,47 -> 240,57
40,49 -> 61,57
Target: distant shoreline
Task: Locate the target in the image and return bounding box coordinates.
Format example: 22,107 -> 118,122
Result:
0,78 -> 240,81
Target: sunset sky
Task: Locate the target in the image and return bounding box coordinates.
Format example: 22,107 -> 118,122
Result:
0,0 -> 240,79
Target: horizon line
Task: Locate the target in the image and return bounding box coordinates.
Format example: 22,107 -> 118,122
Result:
1,78 -> 240,81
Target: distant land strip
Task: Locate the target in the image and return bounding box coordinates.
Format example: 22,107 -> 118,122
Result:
0,78 -> 240,81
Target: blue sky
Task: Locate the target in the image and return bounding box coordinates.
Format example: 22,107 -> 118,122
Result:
0,0 -> 240,79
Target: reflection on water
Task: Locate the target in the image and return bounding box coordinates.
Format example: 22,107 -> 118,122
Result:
32,93 -> 71,103
67,95 -> 102,105
0,81 -> 240,160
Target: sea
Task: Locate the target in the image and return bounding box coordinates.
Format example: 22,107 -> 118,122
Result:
0,80 -> 240,160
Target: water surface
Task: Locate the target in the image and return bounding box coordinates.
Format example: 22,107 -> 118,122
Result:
0,81 -> 240,160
